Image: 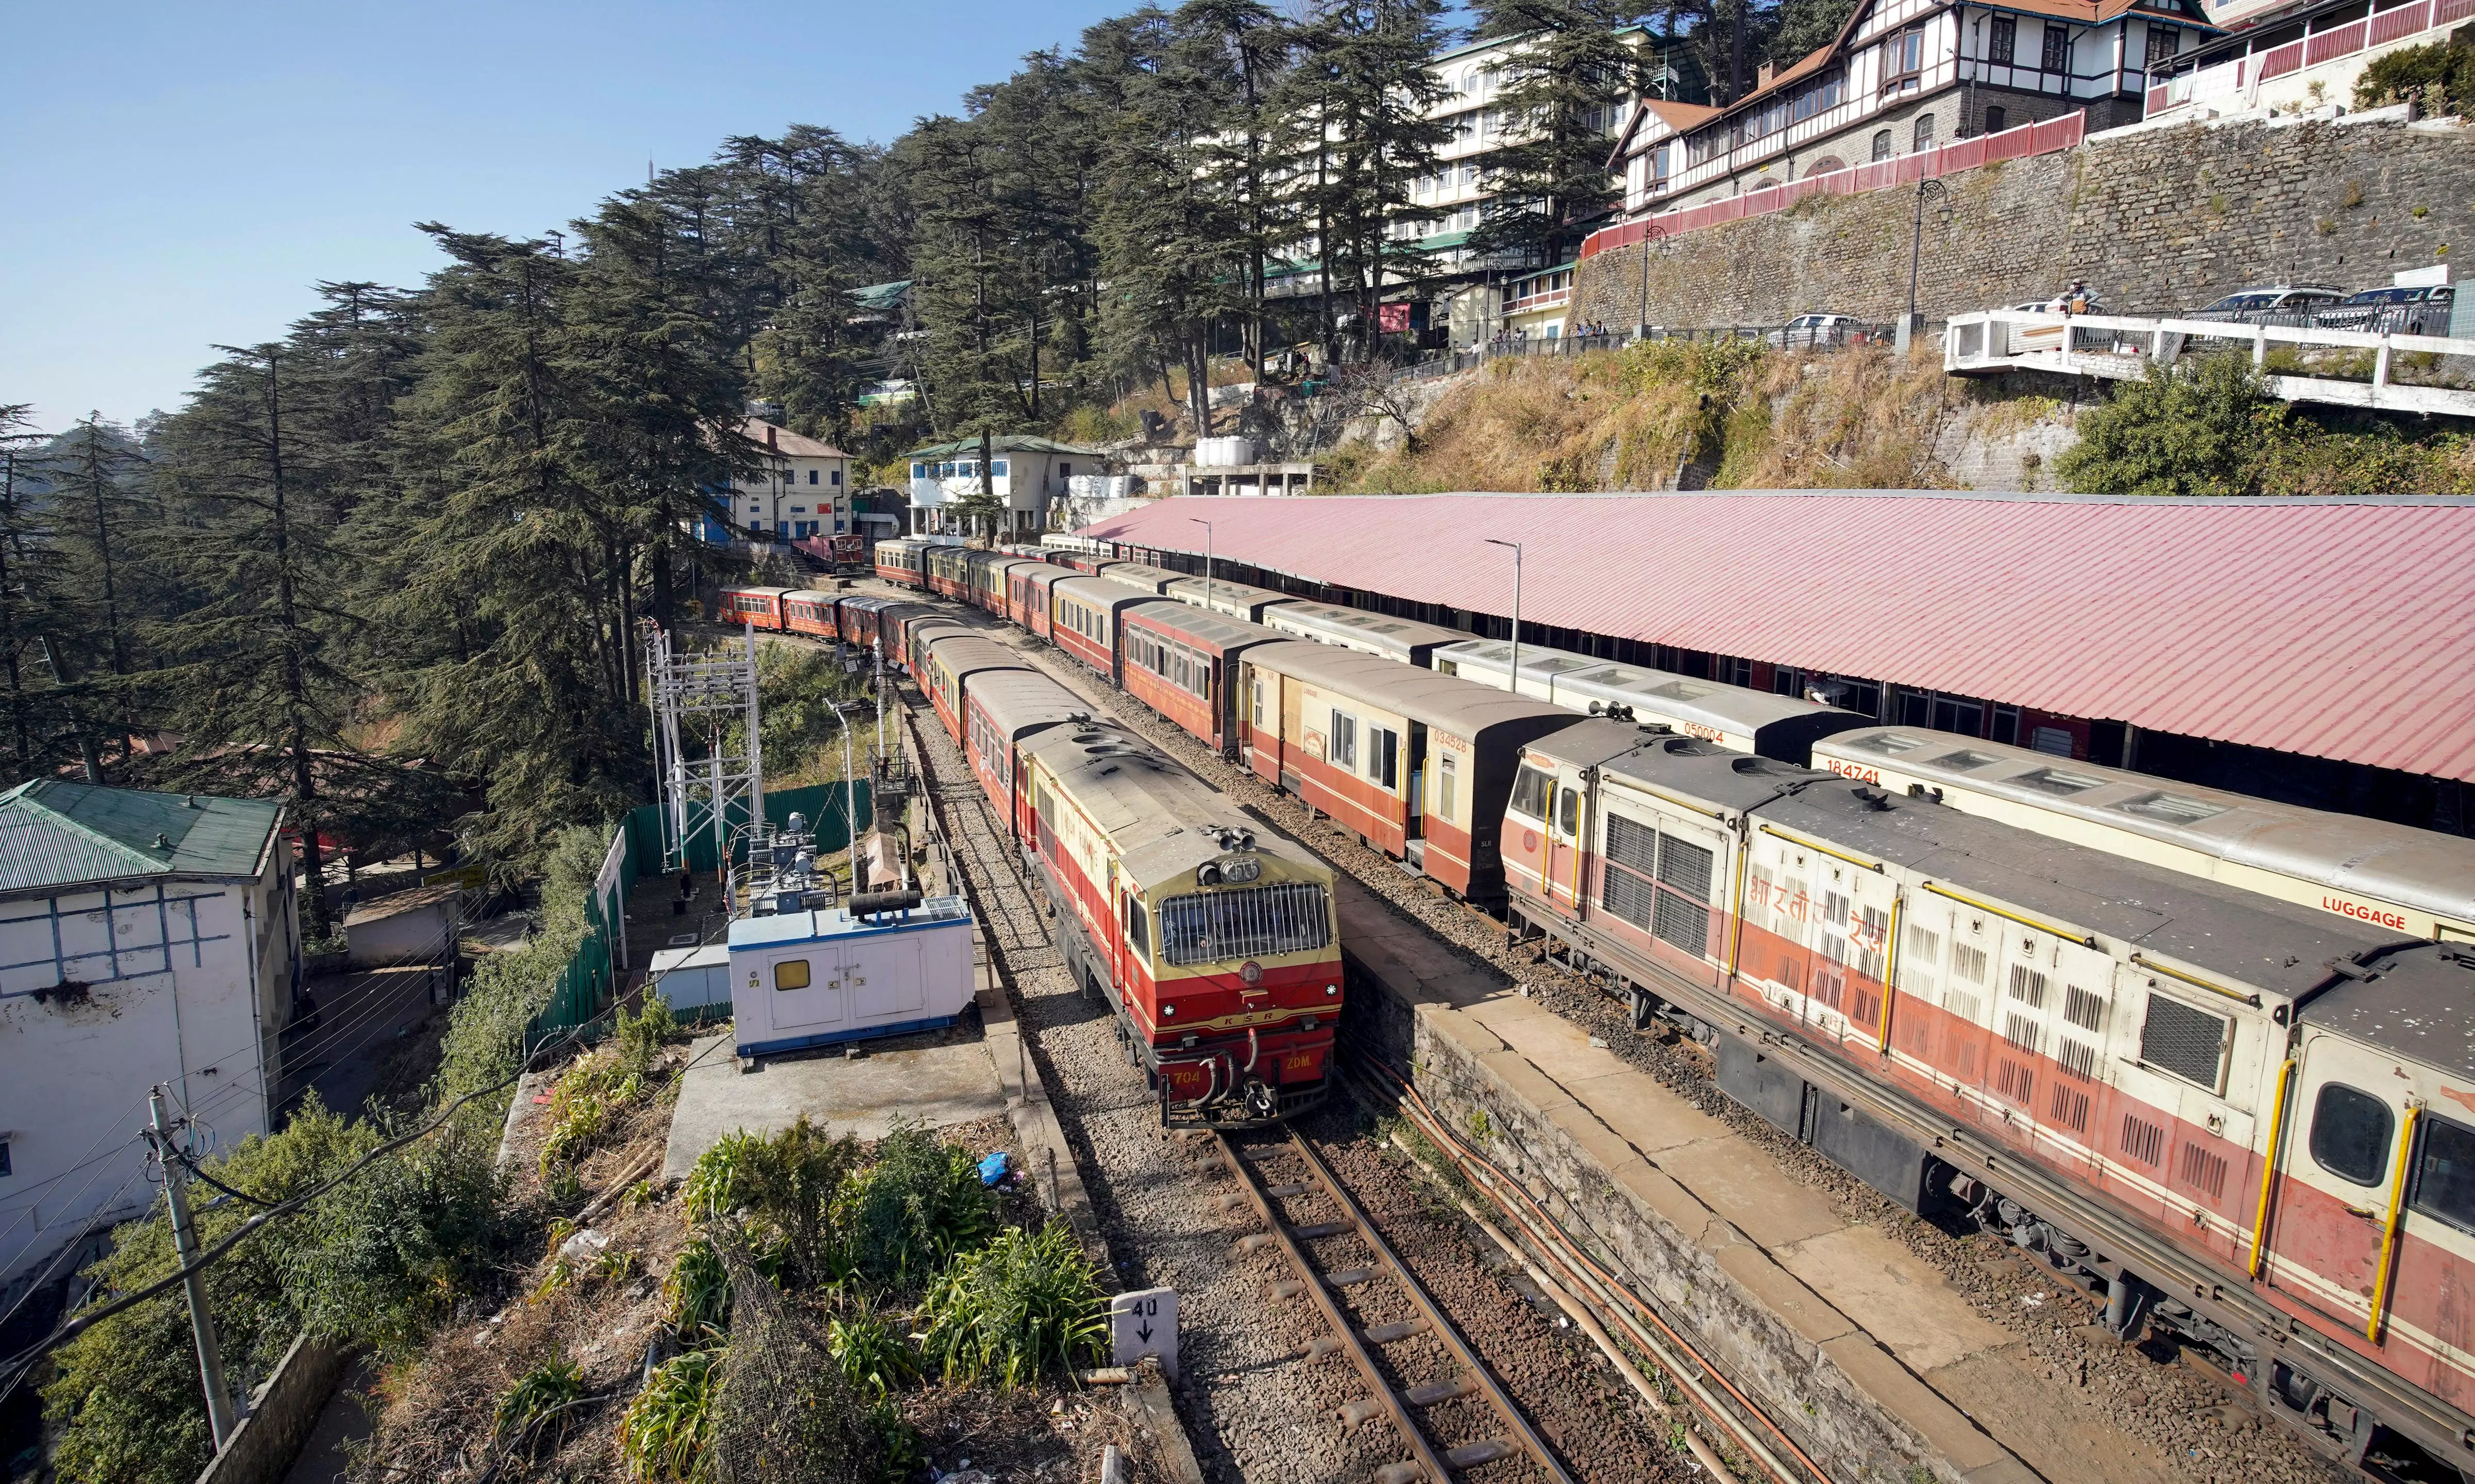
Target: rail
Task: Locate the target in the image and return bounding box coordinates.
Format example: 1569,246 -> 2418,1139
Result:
2146,0 -> 2475,116
1211,1126 -> 1579,1484
1944,307 -> 2475,416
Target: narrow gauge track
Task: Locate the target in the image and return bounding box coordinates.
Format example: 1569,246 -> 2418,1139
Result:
1211,1125 -> 1577,1484
854,585 -> 2345,1484
855,641 -> 1682,1484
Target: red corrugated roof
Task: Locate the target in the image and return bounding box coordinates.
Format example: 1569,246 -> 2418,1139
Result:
1081,492 -> 2475,783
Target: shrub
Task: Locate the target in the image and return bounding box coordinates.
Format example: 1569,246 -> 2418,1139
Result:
617,1347 -> 722,1481
844,1119 -> 996,1287
682,1118 -> 863,1287
915,1221 -> 1108,1389
827,1302 -> 919,1400
495,1350 -> 586,1457
2355,40 -> 2475,114
664,1233 -> 733,1337
2056,352 -> 2282,496
436,823 -> 607,1102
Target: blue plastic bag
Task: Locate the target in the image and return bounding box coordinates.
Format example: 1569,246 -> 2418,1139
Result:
977,1151 -> 1010,1186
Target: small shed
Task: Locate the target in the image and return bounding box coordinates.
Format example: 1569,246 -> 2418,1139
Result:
343,885 -> 462,969
728,897 -> 976,1059
648,943 -> 731,1017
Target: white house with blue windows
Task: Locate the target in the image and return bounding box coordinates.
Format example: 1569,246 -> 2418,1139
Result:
0,781 -> 299,1302
906,436 -> 1103,537
698,418 -> 853,545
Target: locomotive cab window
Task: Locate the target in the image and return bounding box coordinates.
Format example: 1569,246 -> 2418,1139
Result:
1509,764 -> 1552,820
2413,1114 -> 2475,1234
1123,895 -> 1150,958
773,959 -> 812,991
1555,784 -> 1577,835
2309,1082 -> 2395,1188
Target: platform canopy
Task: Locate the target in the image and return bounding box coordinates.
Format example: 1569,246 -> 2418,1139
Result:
1078,491 -> 2475,784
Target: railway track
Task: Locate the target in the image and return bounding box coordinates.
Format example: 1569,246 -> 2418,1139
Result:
1209,1125 -> 1577,1484
848,584 -> 2347,1484
870,652 -> 1683,1483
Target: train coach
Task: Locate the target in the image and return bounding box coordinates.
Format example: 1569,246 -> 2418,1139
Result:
783,590 -> 839,639
1018,716 -> 1342,1123
873,537 -> 930,589
1497,719 -> 2475,1474
915,631 -> 1030,743
1812,726 -> 2475,942
1006,562 -> 1074,639
967,553 -> 1038,618
1434,637 -> 1867,763
717,585 -> 794,630
959,669 -> 1091,842
1238,641 -> 1571,906
1162,573 -> 1297,623
1261,599 -> 1462,667
1049,578 -> 1171,686
1118,603 -> 1285,760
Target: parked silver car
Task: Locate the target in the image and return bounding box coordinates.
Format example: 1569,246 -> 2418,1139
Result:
1766,314 -> 1873,348
2186,285 -> 2346,325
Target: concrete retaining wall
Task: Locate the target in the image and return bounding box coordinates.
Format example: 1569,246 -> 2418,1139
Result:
194,1335 -> 352,1484
1573,109 -> 2475,329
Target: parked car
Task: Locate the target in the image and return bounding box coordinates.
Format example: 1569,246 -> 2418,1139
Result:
2185,285 -> 2346,324
1766,314 -> 1870,348
2317,283 -> 2457,337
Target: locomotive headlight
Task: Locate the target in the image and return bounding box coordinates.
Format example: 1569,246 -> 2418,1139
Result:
1161,1003 -> 1175,1016
1325,984 -> 1339,996
1240,960 -> 1263,986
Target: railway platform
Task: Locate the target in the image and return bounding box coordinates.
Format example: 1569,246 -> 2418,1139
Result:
1340,873 -> 2183,1484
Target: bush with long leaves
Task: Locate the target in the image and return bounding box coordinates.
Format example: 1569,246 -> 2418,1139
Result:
616,1347 -> 721,1481
915,1221 -> 1107,1389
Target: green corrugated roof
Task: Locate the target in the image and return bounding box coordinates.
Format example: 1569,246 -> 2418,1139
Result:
0,780 -> 281,892
850,279 -> 913,312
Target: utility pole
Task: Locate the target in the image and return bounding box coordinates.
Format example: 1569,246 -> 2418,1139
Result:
149,1085 -> 236,1448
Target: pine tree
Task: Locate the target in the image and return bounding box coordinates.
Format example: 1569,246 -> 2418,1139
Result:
146,344 -> 360,937
1466,1 -> 1656,269
0,405 -> 84,782
1180,0 -> 1297,382
48,415 -> 152,765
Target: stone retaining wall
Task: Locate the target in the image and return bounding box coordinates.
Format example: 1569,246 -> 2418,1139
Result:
1573,109 -> 2475,330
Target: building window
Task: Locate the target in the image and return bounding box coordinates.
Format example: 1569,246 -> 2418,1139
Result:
2146,24 -> 2179,64
1887,26 -> 1926,91
831,469 -> 843,486
992,459 -> 1009,475
808,469 -> 818,484
1913,112 -> 1936,151
1871,128 -> 1893,161
1984,105 -> 2007,134
2040,23 -> 2070,73
1989,13 -> 2016,63
0,1139 -> 10,1177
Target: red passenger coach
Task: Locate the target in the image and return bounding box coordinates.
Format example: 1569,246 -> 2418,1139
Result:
782,589 -> 839,639
959,670 -> 1088,843
873,537 -> 929,589
919,632 -> 1031,744
717,586 -> 792,630
1119,604 -> 1284,759
926,545 -> 976,600
1049,578 -> 1170,685
1239,642 -> 1572,905
970,555 -> 1037,617
1009,564 -> 1072,637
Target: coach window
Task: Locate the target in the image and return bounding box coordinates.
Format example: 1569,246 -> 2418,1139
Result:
1509,763 -> 1552,820
1436,752 -> 1458,821
1123,894 -> 1151,959
1370,725 -> 1401,790
1330,712 -> 1359,768
1250,677 -> 1266,728
2414,1115 -> 2475,1234
2311,1082 -> 2395,1188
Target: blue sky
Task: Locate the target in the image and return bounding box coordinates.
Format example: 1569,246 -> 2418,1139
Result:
0,1 -> 1134,431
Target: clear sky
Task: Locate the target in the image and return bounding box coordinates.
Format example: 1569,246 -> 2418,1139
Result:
0,0 -> 1132,433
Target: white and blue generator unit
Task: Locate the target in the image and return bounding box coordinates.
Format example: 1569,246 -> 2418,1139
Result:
727,894 -> 976,1058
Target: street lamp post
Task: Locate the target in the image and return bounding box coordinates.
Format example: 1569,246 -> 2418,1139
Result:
1189,517 -> 1214,615
1483,538 -> 1523,698
1904,177 -> 1950,353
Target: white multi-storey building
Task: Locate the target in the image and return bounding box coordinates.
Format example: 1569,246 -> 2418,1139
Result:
721,418 -> 851,542
0,781 -> 298,1301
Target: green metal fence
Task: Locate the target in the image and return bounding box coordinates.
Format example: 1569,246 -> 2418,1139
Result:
520,782 -> 872,1053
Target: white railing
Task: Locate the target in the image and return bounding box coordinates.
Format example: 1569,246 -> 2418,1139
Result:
1945,308 -> 2475,416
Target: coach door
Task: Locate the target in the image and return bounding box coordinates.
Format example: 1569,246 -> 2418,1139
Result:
2268,1025 -> 2414,1334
